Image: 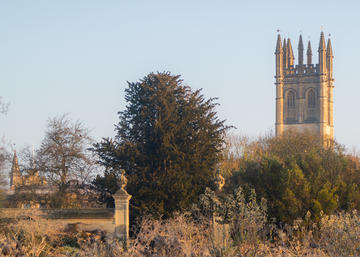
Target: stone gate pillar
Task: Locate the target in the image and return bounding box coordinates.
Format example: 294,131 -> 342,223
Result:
113,169 -> 132,242
212,169 -> 229,247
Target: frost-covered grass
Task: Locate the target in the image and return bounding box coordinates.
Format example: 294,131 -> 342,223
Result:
0,210 -> 359,256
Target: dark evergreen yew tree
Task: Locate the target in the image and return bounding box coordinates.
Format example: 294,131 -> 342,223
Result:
93,72 -> 230,217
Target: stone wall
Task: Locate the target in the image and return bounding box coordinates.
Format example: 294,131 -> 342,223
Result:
0,208 -> 115,234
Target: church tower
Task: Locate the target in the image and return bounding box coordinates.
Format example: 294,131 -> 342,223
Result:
275,32 -> 334,141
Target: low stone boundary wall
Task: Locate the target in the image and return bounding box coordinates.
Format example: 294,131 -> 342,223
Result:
0,208 -> 115,234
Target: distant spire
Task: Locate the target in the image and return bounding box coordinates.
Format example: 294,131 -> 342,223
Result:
287,38 -> 294,66
307,40 -> 312,65
10,151 -> 21,188
275,34 -> 282,53
12,151 -> 19,169
298,35 -> 304,65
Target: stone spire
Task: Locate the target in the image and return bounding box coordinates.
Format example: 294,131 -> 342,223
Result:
318,31 -> 326,50
307,40 -> 312,65
283,38 -> 288,70
326,38 -> 333,56
275,34 -> 282,53
287,38 -> 294,66
10,151 -> 22,189
275,34 -> 283,77
298,35 -> 304,65
318,32 -> 326,74
326,38 -> 333,79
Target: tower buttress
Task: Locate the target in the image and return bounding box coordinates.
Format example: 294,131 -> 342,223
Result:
275,34 -> 284,136
327,38 -> 334,138
318,32 -> 328,141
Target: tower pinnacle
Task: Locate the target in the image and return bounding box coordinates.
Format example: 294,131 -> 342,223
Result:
275,34 -> 282,53
318,31 -> 326,50
275,34 -> 283,78
298,35 -> 304,65
283,38 -> 288,70
287,38 -> 294,66
326,38 -> 333,56
327,38 -> 333,79
307,40 -> 312,65
318,32 -> 326,74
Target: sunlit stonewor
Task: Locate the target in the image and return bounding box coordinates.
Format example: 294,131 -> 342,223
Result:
275,32 -> 334,141
7,152 -> 51,208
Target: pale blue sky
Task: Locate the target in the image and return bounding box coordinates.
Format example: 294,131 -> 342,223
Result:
1,0 -> 359,151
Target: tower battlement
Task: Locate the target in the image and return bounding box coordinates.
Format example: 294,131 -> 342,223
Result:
275,32 -> 334,141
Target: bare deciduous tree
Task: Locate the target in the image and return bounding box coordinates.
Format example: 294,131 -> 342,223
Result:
36,114 -> 95,190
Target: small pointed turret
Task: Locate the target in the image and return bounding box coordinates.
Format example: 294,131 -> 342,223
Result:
318,31 -> 326,51
326,38 -> 333,79
287,38 -> 294,67
10,151 -> 22,189
275,34 -> 282,53
275,34 -> 283,77
307,40 -> 312,65
298,35 -> 304,65
318,32 -> 326,74
283,38 -> 288,70
326,38 -> 333,57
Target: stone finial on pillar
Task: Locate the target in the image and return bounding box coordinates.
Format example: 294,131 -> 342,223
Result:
113,169 -> 132,242
214,169 -> 225,192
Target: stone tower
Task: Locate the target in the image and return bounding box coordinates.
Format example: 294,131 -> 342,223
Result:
275,32 -> 334,141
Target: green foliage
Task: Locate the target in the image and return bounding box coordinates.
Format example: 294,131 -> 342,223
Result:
92,170 -> 118,208
228,130 -> 360,224
93,72 -> 230,218
61,235 -> 80,248
196,186 -> 267,244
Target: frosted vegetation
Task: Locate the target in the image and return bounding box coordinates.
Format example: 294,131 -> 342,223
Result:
0,201 -> 360,256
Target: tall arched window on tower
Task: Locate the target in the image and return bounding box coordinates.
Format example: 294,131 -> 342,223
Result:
308,89 -> 316,108
287,91 -> 295,109
286,90 -> 296,122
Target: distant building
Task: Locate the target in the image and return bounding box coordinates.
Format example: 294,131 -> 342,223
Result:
7,152 -> 101,208
7,152 -> 53,208
274,32 -> 334,141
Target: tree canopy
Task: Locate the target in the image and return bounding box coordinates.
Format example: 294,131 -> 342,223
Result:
37,114 -> 94,190
224,130 -> 360,223
93,72 -> 230,217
